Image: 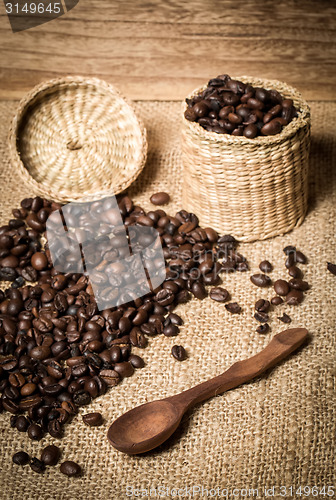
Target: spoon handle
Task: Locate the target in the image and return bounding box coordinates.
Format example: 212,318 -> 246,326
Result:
169,328 -> 308,411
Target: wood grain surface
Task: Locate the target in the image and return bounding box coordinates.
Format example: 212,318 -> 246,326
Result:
0,0 -> 335,101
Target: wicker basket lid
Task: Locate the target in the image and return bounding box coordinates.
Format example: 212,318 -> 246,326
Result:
8,76 -> 147,203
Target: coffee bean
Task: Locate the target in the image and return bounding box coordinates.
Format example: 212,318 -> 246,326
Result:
30,457 -> 46,473
31,252 -> 48,271
48,419 -> 63,438
82,412 -> 103,427
27,423 -> 44,441
114,361 -> 134,378
150,192 -> 170,206
259,260 -> 273,273
163,324 -> 179,337
60,460 -> 82,477
191,281 -> 207,300
255,299 -> 270,313
250,274 -> 271,287
288,279 -> 309,291
278,313 -> 291,324
100,370 -> 120,387
225,302 -> 241,314
15,415 -> 29,432
210,287 -> 229,302
271,296 -> 284,305
283,245 -> 296,255
327,262 -> 336,276
129,354 -> 145,368
274,279 -> 290,296
41,445 -> 61,466
13,451 -> 30,465
171,345 -> 187,361
0,266 -> 17,281
286,290 -> 304,305
21,266 -> 38,282
254,311 -> 269,323
256,323 -> 269,334
30,346 -> 51,361
295,251 -> 307,264
288,266 -> 303,279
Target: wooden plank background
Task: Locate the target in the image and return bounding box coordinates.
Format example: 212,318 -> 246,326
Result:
0,0 -> 335,101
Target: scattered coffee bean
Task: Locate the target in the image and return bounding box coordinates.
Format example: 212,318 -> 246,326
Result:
225,302 -> 241,314
271,296 -> 284,306
171,345 -> 187,361
82,412 -> 103,427
288,266 -> 303,279
286,290 -> 304,305
30,457 -> 46,473
255,299 -> 270,313
254,312 -> 269,323
31,252 -> 48,271
274,279 -> 290,296
283,245 -> 296,255
259,260 -> 273,273
12,451 -> 30,465
209,287 -> 229,302
250,274 -> 271,287
256,323 -> 269,334
27,423 -> 44,441
150,192 -> 170,206
41,445 -> 61,466
327,262 -> 336,276
288,279 -> 309,291
60,460 -> 82,477
295,251 -> 307,264
278,313 -> 291,324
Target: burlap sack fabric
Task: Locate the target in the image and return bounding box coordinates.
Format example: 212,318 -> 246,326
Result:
0,100 -> 335,500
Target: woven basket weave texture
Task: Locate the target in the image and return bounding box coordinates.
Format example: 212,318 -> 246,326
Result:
8,76 -> 147,203
181,77 -> 311,242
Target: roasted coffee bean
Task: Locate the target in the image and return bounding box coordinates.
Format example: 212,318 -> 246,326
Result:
278,313 -> 291,324
30,457 -> 46,473
60,460 -> 82,477
255,299 -> 270,313
163,324 -> 179,337
72,390 -> 91,406
256,323 -> 269,334
283,245 -> 296,255
15,415 -> 29,432
288,266 -> 303,279
254,311 -> 269,323
82,412 -> 103,427
9,372 -> 25,388
288,279 -> 309,291
259,260 -> 273,273
150,192 -> 170,206
41,444 -> 61,466
129,354 -> 145,368
271,296 -> 284,305
225,302 -> 241,314
286,290 -> 304,305
21,266 -> 38,282
100,369 -> 120,387
30,346 -> 51,361
48,419 -> 63,438
0,266 -> 17,281
273,279 -> 290,296
31,252 -> 48,270
295,251 -> 307,264
327,262 -> 336,276
114,361 -> 134,378
168,313 -> 183,326
250,274 -> 271,287
27,423 -> 44,441
171,345 -> 187,361
13,451 -> 30,465
191,281 -> 207,300
210,287 -> 229,302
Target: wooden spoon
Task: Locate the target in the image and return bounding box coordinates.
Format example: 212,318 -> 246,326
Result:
107,327 -> 308,454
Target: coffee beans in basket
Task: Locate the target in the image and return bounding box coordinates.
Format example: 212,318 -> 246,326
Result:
184,74 -> 298,137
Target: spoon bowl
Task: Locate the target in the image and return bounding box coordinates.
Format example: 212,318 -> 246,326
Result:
107,399 -> 182,454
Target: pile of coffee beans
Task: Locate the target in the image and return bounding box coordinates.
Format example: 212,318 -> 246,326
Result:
250,246 -> 309,332
0,193 -> 247,459
184,74 -> 298,137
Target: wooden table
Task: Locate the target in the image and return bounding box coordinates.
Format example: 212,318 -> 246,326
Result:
0,0 -> 335,101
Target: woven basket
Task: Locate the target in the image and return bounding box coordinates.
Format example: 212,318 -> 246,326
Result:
8,76 -> 147,203
181,76 -> 311,242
